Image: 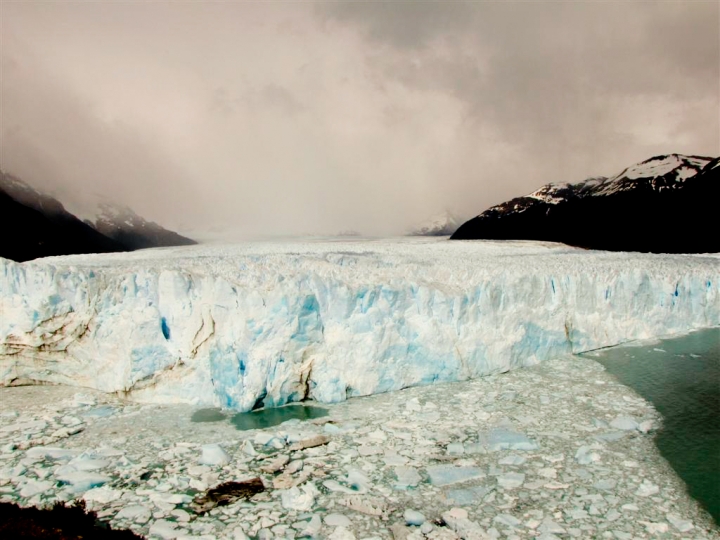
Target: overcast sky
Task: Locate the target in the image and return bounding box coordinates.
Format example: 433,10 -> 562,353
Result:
1,1 -> 718,237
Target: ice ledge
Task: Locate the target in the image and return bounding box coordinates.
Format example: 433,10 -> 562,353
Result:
0,239 -> 718,411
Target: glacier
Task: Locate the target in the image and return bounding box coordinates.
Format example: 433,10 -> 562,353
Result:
0,238 -> 718,411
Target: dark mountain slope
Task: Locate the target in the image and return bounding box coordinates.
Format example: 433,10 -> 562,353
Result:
0,170 -> 195,262
451,155 -> 719,253
81,201 -> 196,250
0,174 -> 127,262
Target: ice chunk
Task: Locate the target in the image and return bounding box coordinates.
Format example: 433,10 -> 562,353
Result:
260,454 -> 289,473
83,486 -> 121,505
481,428 -> 539,452
405,398 -> 422,412
390,523 -> 411,540
666,514 -> 693,533
498,454 -> 526,466
0,464 -> 26,480
445,486 -> 491,505
493,514 -> 521,528
337,495 -> 387,517
574,445 -> 601,465
325,514 -> 352,527
609,416 -> 639,431
297,515 -> 322,537
325,469 -> 371,494
149,492 -> 192,505
73,393 -> 97,406
67,454 -> 109,471
404,509 -> 426,526
538,520 -> 566,535
345,469 -> 371,491
446,443 -> 464,455
497,472 -> 525,489
426,465 -> 484,486
115,505 -> 151,522
56,471 -> 111,492
324,480 -> 357,494
441,508 -> 491,539
636,481 -> 660,497
199,444 -> 230,466
394,466 -> 422,489
0,420 -> 47,433
19,479 -> 53,498
641,522 -> 669,534
281,485 -> 315,511
329,527 -> 356,540
25,447 -> 80,461
80,405 -> 116,418
149,519 -> 179,539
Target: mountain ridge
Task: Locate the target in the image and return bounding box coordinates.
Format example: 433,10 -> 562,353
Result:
451,154 -> 720,253
409,210 -> 462,236
0,170 -> 195,262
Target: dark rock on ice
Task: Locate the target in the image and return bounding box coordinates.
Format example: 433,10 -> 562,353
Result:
190,478 -> 265,513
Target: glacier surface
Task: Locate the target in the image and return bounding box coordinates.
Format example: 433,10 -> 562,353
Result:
0,238 -> 718,411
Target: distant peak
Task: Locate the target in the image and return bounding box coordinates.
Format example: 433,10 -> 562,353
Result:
410,210 -> 461,236
639,153 -> 713,164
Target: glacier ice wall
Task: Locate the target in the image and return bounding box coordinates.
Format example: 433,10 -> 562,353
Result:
1,239 -> 718,411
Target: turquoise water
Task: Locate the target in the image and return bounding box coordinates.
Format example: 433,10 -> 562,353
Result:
190,404 -> 329,430
585,328 -> 720,524
231,404 -> 328,430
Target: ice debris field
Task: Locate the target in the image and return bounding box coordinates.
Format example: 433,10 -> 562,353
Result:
1,238 -> 718,411
0,355 -> 717,539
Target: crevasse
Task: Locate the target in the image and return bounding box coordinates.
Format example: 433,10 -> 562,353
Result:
1,239 -> 718,411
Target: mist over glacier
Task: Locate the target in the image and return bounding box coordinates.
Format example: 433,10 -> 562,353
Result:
2,239 -> 717,411
2,2 -> 717,237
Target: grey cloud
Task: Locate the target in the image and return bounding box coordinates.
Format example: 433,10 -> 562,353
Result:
261,84 -> 306,116
321,1 -> 719,213
320,2 -> 476,49
1,1 -> 717,238
1,36 -> 203,227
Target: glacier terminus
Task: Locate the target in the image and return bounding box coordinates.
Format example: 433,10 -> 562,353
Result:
1,238 -> 718,411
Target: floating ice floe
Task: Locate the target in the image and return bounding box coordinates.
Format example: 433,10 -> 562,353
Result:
426,465 -> 485,487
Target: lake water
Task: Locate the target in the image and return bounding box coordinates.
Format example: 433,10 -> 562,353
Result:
191,404 -> 329,431
585,328 -> 720,524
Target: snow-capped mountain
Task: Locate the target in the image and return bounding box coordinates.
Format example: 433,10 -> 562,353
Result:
68,195 -> 196,251
0,170 -> 194,262
452,154 -> 720,253
409,211 -> 462,236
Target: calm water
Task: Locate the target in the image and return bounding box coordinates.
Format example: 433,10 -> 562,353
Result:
191,404 -> 328,430
585,328 -> 720,524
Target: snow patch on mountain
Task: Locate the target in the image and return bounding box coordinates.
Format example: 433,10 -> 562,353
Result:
61,192 -> 195,249
62,193 -> 146,231
478,154 -> 713,218
615,155 -> 710,181
595,154 -> 712,195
